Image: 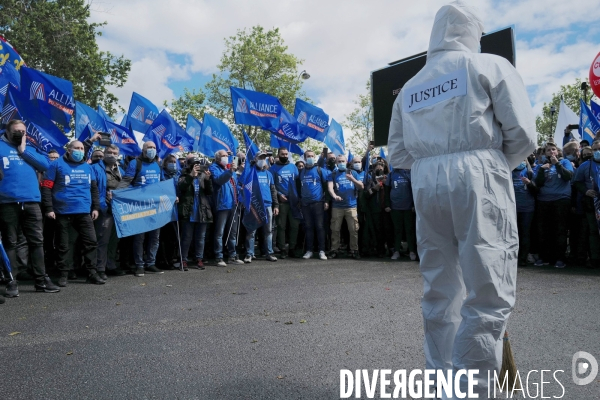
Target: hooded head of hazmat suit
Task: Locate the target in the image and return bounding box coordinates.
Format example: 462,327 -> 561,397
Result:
387,1 -> 536,398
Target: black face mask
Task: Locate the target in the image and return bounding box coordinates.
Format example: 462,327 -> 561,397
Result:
11,132 -> 24,145
279,156 -> 288,164
91,159 -> 102,164
327,159 -> 336,166
375,169 -> 383,176
583,155 -> 593,162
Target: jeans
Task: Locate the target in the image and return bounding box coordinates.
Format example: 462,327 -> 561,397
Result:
301,202 -> 325,252
0,202 -> 47,281
56,213 -> 98,273
94,210 -> 118,272
213,209 -> 239,259
330,207 -> 359,251
537,199 -> 570,263
516,211 -> 534,263
391,209 -> 417,254
180,219 -> 209,261
133,228 -> 160,268
246,207 -> 273,256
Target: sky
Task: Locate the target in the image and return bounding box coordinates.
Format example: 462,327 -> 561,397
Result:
89,0 -> 600,140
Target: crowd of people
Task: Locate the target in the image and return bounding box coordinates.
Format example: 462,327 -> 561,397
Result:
1,118 -> 596,305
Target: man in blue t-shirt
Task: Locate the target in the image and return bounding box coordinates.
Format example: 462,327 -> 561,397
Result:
270,147 -> 299,258
42,140 -> 103,286
326,154 -> 363,259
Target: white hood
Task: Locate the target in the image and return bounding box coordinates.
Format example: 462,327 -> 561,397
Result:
427,0 -> 484,59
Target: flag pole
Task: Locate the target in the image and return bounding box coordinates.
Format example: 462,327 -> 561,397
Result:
175,219 -> 185,272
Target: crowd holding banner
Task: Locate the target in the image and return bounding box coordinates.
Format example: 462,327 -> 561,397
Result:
1,36 -> 600,304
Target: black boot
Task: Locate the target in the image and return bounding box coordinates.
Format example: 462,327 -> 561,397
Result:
34,276 -> 60,293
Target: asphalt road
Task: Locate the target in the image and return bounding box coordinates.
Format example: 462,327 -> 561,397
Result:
1,257 -> 599,400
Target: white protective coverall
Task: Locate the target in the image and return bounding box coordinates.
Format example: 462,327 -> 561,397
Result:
388,1 -> 536,397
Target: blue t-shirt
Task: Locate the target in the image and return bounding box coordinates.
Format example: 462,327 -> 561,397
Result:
327,169 -> 359,208
537,159 -> 573,202
0,140 -> 49,204
270,162 -> 298,198
256,168 -> 274,206
386,169 -> 413,210
511,168 -> 535,212
45,157 -> 95,214
299,166 -> 326,205
574,160 -> 600,192
123,159 -> 163,187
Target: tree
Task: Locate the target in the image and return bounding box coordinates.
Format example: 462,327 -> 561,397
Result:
164,88 -> 206,127
0,0 -> 131,117
535,78 -> 598,145
343,80 -> 374,157
202,26 -> 307,148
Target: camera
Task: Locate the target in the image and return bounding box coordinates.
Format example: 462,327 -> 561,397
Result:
98,131 -> 112,147
189,157 -> 208,172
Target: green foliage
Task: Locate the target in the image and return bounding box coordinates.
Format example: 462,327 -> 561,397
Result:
535,78 -> 598,145
0,0 -> 131,117
203,26 -> 307,148
164,88 -> 206,127
343,80 -> 374,157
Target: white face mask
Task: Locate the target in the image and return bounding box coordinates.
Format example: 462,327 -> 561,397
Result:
353,163 -> 362,171
257,159 -> 267,168
219,156 -> 228,167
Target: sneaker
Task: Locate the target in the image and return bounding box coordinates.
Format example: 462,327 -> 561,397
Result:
68,270 -> 78,280
409,252 -> 417,261
391,251 -> 400,260
98,272 -> 108,281
58,275 -> 68,287
534,260 -> 549,267
244,255 -> 252,263
279,249 -> 288,259
266,254 -> 278,262
196,259 -> 205,270
526,254 -> 536,264
302,251 -> 313,259
86,273 -> 106,285
319,251 -> 327,260
351,251 -> 361,259
134,267 -> 145,277
228,256 -> 244,265
555,261 -> 566,269
5,280 -> 18,297
145,265 -> 164,274
216,259 -> 227,267
34,276 -> 60,293
328,250 -> 338,259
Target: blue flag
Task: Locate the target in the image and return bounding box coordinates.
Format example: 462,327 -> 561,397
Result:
142,109 -> 183,159
177,129 -> 195,153
97,105 -> 113,123
590,101 -> 600,123
76,101 -> 108,138
20,66 -> 74,130
242,167 -> 268,231
580,99 -> 600,144
77,124 -> 98,160
0,62 -> 20,106
105,120 -> 142,157
111,180 -> 178,238
231,86 -> 281,130
196,113 -> 238,156
348,150 -> 354,163
270,106 -> 308,144
270,133 -> 303,156
119,114 -> 129,128
294,98 -> 329,142
185,114 -> 203,145
323,119 -> 345,157
127,92 -> 159,133
243,130 -> 259,160
1,86 -> 68,155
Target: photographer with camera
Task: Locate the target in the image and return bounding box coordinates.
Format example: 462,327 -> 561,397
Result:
178,156 -> 213,270
362,161 -> 393,258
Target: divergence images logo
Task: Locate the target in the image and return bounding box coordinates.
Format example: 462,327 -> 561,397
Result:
297,111 -> 307,125
572,351 -> 598,386
157,195 -> 173,213
236,98 -> 248,113
131,106 -> 144,122
30,82 -> 45,101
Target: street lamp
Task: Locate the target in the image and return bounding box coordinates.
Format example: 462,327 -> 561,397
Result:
298,70 -> 310,80
550,105 -> 556,137
581,81 -> 589,104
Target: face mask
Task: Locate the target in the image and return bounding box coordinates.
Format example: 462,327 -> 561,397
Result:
145,148 -> 156,159
104,155 -> 117,165
91,159 -> 101,164
167,162 -> 177,172
71,150 -> 84,162
257,159 -> 267,168
279,156 -> 288,164
515,162 -> 526,171
305,157 -> 315,166
594,151 -> 600,162
582,154 -> 592,162
375,169 -> 383,176
353,163 -> 362,171
11,132 -> 24,145
527,156 -> 536,165
337,163 -> 346,171
566,155 -> 576,162
327,158 -> 336,166
219,157 -> 228,167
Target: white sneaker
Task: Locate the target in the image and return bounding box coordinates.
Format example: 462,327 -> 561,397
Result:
391,251 -> 400,260
302,251 -> 313,259
409,252 -> 417,261
319,251 -> 327,260
526,253 -> 536,264
244,255 -> 252,263
216,259 -> 227,267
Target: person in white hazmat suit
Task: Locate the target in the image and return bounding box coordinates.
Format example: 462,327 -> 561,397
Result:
388,1 -> 536,398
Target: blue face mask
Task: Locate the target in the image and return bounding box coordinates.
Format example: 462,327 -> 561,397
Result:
166,163 -> 177,172
594,151 -> 600,162
145,148 -> 156,159
305,157 -> 315,166
256,159 -> 267,168
566,155 -> 576,162
337,163 -> 346,171
71,150 -> 84,162
515,162 -> 526,171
